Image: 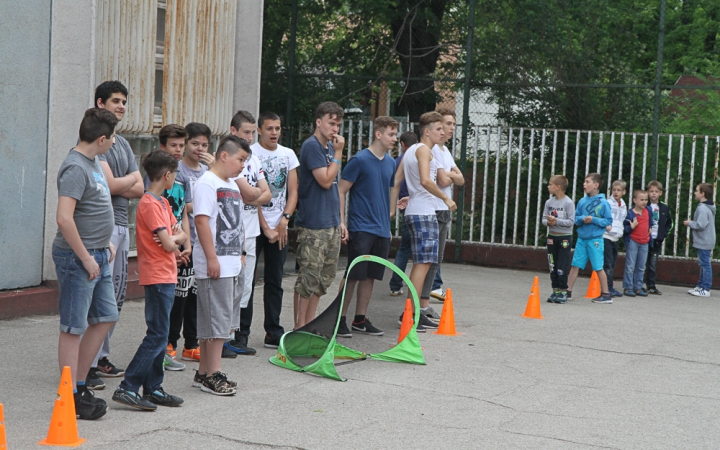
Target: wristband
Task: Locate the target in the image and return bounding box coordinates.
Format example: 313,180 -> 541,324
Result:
331,158 -> 341,165
242,251 -> 247,256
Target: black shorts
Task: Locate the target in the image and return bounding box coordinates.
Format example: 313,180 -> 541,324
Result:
344,231 -> 391,281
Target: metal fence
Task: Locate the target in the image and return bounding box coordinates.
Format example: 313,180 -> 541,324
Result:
322,119 -> 720,261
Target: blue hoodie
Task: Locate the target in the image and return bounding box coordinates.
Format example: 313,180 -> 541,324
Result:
574,193 -> 612,240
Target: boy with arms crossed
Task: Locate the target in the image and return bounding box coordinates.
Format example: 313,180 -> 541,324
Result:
193,136 -> 249,395
390,112 -> 456,331
236,111 -> 299,349
294,102 -> 345,329
112,151 -> 186,410
53,108 -> 119,420
565,173 -> 613,304
90,81 -> 143,384
226,110 -> 272,355
542,175 -> 575,304
603,180 -> 627,297
684,183 -> 716,297
335,116 -> 399,338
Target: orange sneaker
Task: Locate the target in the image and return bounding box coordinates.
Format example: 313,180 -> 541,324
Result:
182,347 -> 201,361
166,344 -> 176,359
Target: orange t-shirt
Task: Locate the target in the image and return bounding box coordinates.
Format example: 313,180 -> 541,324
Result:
136,192 -> 178,286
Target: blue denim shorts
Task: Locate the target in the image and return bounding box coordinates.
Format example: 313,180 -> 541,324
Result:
52,245 -> 119,335
571,237 -> 604,272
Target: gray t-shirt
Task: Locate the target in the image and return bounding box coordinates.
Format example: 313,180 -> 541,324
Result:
178,160 -> 207,244
97,135 -> 138,227
53,149 -> 115,250
541,195 -> 575,236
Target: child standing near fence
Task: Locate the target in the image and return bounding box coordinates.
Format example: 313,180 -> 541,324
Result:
603,180 -> 627,297
644,180 -> 673,295
622,189 -> 653,297
683,183 -> 716,297
542,175 -> 575,304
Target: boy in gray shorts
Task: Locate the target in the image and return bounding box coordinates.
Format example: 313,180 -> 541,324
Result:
193,135 -> 250,395
53,108 -> 120,420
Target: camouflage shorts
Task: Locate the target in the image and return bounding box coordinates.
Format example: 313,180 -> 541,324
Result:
294,226 -> 341,298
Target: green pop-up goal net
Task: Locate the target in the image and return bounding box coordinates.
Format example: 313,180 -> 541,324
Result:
269,255 -> 425,381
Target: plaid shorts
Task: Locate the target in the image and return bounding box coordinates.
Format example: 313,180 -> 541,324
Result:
405,214 -> 439,264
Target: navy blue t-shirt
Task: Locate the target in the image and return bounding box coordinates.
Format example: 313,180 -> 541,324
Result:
296,135 -> 341,229
342,148 -> 396,238
395,153 -> 409,199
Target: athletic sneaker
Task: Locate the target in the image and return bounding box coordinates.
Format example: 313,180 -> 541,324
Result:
336,320 -> 352,338
554,292 -> 568,304
566,290 -> 572,299
74,389 -> 108,420
647,288 -> 662,295
423,306 -> 441,321
635,289 -> 649,297
181,347 -> 200,361
86,368 -> 105,390
397,312 -> 426,332
192,370 -> 206,388
264,334 -> 280,349
547,291 -> 559,303
163,354 -> 186,371
201,371 -> 236,396
112,387 -> 157,411
144,387 -> 184,407
592,294 -> 613,304
430,289 -> 445,301
351,318 -> 384,336
623,289 -> 636,297
418,311 -> 439,329
689,287 -> 711,297
225,335 -> 257,355
389,289 -> 403,297
221,345 -> 237,358
609,288 -> 623,297
166,343 -> 177,359
96,357 -> 125,377
688,286 -> 700,294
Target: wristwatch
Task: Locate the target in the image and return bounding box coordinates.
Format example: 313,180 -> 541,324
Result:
283,213 -> 292,220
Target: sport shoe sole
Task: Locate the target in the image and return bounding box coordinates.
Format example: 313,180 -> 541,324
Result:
224,340 -> 257,355
112,389 -> 157,411
389,290 -> 403,297
351,325 -> 384,336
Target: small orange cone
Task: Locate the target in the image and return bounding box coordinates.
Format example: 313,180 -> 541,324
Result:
0,403 -> 7,450
522,276 -> 544,319
585,271 -> 601,298
397,298 -> 414,343
39,366 -> 86,447
434,288 -> 460,335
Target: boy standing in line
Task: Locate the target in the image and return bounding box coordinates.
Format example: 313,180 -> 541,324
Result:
603,180 -> 628,297
294,102 -> 345,329
335,116 -> 399,338
112,151 -> 186,410
541,175 -> 575,304
89,81 -> 143,386
53,108 -> 119,420
644,181 -> 673,295
622,190 -> 653,297
565,173 -> 613,304
684,183 -> 716,297
390,111 -> 455,331
193,136 -> 249,395
236,111 -> 299,349
165,122 -> 213,365
226,110 -> 272,355
388,131 -> 419,297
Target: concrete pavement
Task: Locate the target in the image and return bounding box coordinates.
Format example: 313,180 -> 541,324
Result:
1,262 -> 718,449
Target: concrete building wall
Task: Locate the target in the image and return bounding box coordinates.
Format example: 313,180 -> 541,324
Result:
0,1 -> 52,290
234,0 -> 264,119
42,0 -> 97,281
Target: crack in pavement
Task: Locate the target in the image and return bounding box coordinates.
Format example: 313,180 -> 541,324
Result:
499,428 -> 622,449
108,426 -> 308,449
515,339 -> 720,367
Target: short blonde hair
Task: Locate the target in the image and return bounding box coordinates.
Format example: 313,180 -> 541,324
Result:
549,175 -> 568,192
611,180 -> 627,190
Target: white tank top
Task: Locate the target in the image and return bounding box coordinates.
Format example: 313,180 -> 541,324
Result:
403,143 -> 440,216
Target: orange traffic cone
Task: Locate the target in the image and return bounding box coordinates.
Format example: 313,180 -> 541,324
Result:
0,403 -> 7,450
434,288 -> 460,335
39,366 -> 86,447
585,271 -> 601,298
398,298 -> 414,343
522,276 -> 544,319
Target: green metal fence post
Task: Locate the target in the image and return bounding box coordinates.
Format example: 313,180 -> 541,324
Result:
454,0 -> 476,262
650,0 -> 667,182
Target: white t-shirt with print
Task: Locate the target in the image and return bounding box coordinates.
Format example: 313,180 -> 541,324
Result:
250,142 -> 300,229
234,154 -> 265,239
650,203 -> 660,239
192,171 -> 245,279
